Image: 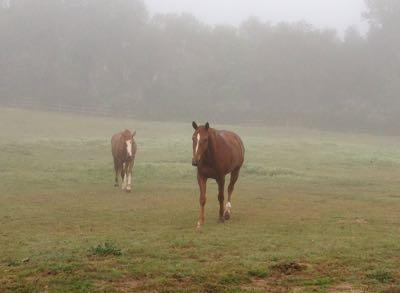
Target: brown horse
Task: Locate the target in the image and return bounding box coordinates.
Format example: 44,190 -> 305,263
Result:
191,122 -> 245,229
111,129 -> 137,192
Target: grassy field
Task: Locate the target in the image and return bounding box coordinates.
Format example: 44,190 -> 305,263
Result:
1,107 -> 400,292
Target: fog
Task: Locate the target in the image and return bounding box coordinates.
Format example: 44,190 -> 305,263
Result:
1,0 -> 399,134
145,0 -> 368,34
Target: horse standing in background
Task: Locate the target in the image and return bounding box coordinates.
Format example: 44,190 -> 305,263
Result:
111,129 -> 137,192
191,122 -> 245,229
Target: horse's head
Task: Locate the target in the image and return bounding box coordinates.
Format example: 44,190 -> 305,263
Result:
191,121 -> 210,166
122,129 -> 136,160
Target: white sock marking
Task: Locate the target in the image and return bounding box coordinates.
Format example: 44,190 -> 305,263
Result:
226,202 -> 232,209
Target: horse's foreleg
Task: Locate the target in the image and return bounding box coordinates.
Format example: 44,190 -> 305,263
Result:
126,160 -> 134,192
217,177 -> 225,223
197,174 -> 207,230
121,163 -> 127,190
225,169 -> 240,220
126,172 -> 132,192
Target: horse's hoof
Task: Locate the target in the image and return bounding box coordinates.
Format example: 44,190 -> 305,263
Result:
114,184 -> 118,187
224,211 -> 231,221
219,217 -> 225,223
126,189 -> 131,193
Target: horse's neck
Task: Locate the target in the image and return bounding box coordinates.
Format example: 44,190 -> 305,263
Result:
119,138 -> 128,159
206,129 -> 220,163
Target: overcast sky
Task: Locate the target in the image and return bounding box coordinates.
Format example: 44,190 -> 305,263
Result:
144,0 -> 368,34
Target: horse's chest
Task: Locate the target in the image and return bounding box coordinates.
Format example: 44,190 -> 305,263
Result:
197,163 -> 217,178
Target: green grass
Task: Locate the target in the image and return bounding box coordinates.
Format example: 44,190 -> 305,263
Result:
1,107 -> 400,292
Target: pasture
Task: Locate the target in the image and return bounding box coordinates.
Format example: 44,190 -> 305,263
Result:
1,107 -> 400,292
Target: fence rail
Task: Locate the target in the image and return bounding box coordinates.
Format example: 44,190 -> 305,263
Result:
0,99 -> 137,119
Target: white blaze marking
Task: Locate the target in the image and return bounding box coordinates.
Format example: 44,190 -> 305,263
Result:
195,134 -> 200,155
126,140 -> 132,156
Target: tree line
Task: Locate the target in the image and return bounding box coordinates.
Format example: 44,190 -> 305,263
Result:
0,0 -> 399,133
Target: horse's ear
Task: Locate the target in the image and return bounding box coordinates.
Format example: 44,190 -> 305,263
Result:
132,130 -> 136,137
192,121 -> 198,130
205,122 -> 209,130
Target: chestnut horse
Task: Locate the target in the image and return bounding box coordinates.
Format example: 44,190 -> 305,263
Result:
111,129 -> 137,192
191,122 -> 245,229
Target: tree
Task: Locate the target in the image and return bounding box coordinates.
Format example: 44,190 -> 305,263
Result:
0,0 -> 399,133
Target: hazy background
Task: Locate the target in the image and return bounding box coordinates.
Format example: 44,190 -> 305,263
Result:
145,0 -> 368,35
1,0 -> 399,134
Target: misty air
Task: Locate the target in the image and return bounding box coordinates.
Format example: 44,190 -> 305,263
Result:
1,1 -> 399,292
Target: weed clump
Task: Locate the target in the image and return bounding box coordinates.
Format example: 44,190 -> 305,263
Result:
367,270 -> 394,283
219,274 -> 251,286
248,269 -> 268,278
88,242 -> 122,257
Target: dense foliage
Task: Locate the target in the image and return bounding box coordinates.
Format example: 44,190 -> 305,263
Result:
0,0 -> 399,133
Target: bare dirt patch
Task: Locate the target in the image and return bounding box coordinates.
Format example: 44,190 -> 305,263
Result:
327,283 -> 367,293
382,287 -> 400,293
337,218 -> 368,225
270,261 -> 307,275
96,277 -> 144,292
354,218 -> 368,225
241,278 -> 288,293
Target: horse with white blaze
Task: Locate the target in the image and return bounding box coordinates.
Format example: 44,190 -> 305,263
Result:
111,129 -> 137,192
191,122 -> 245,229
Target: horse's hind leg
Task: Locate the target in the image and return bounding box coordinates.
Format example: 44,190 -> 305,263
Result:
114,159 -> 119,187
224,168 -> 240,220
